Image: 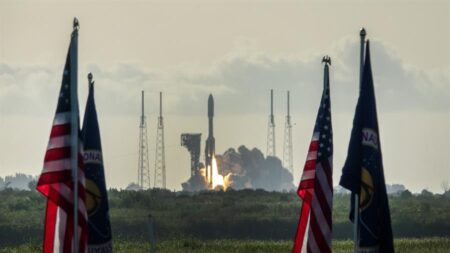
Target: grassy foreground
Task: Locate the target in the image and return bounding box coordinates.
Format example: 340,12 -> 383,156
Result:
1,237 -> 449,253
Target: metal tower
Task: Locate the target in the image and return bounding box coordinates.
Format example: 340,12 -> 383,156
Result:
283,91 -> 293,175
138,91 -> 151,189
267,89 -> 276,157
154,92 -> 166,189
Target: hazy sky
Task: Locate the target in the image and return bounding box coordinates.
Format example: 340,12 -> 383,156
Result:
0,0 -> 449,192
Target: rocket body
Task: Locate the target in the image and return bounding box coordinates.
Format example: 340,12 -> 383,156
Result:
205,94 -> 215,187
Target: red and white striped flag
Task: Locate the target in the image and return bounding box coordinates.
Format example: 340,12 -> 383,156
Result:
36,22 -> 88,253
293,61 -> 333,253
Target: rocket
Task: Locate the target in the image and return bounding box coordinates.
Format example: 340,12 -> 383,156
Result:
205,94 -> 215,187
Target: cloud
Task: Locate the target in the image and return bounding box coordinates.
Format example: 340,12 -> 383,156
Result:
0,64 -> 59,116
168,38 -> 450,115
1,38 -> 448,118
330,38 -> 450,112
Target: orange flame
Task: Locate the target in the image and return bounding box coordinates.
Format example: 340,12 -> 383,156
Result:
211,156 -> 225,189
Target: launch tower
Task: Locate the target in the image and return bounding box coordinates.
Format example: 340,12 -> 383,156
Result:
267,89 -> 276,157
181,134 -> 202,176
138,91 -> 151,189
283,91 -> 293,175
154,92 -> 166,189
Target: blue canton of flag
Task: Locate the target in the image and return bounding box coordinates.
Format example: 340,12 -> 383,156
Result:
339,41 -> 394,253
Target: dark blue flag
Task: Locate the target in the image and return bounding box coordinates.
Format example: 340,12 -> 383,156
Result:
82,75 -> 113,252
339,41 -> 394,253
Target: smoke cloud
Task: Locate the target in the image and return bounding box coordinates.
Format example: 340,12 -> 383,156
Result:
182,146 -> 295,192
181,166 -> 209,192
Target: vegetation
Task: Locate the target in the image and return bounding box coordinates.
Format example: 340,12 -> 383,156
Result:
0,188 -> 449,249
1,238 -> 450,253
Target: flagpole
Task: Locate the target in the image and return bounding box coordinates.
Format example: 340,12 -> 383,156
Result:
71,18 -> 80,253
354,27 -> 366,253
359,28 -> 366,88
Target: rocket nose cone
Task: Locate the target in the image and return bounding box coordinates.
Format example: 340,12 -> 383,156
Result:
208,94 -> 214,117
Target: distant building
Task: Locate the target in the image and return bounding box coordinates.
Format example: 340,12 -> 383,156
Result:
125,182 -> 142,191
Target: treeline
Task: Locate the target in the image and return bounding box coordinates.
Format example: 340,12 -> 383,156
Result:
0,189 -> 449,247
0,174 -> 36,191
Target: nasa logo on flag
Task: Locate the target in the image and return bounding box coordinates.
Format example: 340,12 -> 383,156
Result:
362,128 -> 378,149
86,179 -> 102,216
360,167 -> 374,210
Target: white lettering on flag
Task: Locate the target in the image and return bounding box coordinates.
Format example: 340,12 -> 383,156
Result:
83,150 -> 103,165
362,128 -> 378,149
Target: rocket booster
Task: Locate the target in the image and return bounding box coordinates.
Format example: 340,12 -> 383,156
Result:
208,94 -> 214,136
205,94 -> 215,186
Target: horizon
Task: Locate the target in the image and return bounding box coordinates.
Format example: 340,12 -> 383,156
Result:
1,172 -> 440,195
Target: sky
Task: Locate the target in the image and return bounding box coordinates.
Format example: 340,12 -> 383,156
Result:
0,0 -> 449,193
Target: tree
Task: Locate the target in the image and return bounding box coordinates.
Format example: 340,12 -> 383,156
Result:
420,189 -> 433,197
441,180 -> 449,193
400,189 -> 413,198
28,180 -> 37,192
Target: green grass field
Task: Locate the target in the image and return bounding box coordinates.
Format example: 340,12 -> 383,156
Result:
1,189 -> 449,252
1,237 -> 449,253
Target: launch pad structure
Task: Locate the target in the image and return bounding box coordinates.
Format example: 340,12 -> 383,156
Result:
267,89 -> 276,157
154,92 -> 167,189
181,94 -> 216,189
283,91 -> 293,175
181,133 -> 202,176
266,89 -> 294,176
138,91 -> 151,189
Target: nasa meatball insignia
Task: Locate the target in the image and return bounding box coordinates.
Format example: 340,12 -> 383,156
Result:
360,167 -> 374,210
86,179 -> 102,216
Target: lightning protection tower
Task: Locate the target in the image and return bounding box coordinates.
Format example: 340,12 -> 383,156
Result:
267,89 -> 276,157
138,91 -> 151,189
154,92 -> 166,189
283,91 -> 293,175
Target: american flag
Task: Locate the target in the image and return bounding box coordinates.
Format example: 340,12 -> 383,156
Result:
293,60 -> 333,253
36,27 -> 88,253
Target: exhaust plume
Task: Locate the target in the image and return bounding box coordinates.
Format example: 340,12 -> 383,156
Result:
182,145 -> 295,191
